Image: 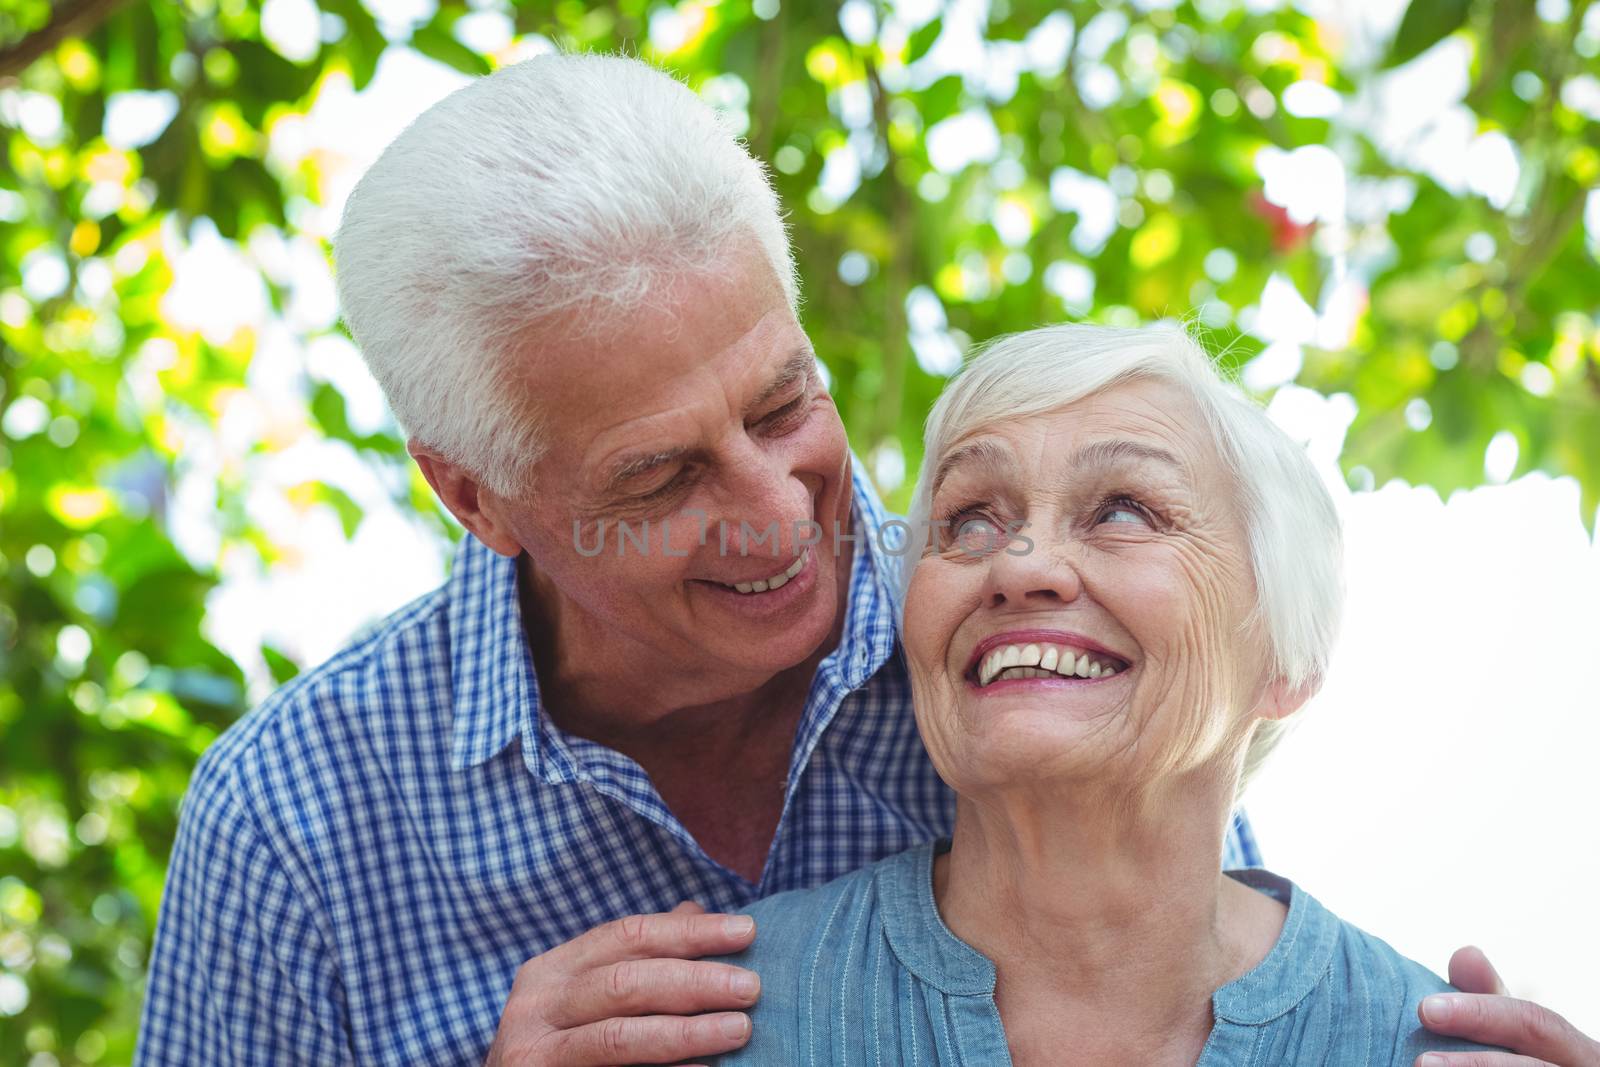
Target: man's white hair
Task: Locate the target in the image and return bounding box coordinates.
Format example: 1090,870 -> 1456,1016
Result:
905,322 -> 1344,793
333,53 -> 797,497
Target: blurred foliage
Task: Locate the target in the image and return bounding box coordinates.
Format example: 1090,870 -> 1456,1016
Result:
2,0 -> 1598,1061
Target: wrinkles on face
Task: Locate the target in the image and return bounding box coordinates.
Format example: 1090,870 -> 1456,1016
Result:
904,378 -> 1268,803
489,240 -> 853,699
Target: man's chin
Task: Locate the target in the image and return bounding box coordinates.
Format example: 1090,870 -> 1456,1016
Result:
696,564 -> 838,663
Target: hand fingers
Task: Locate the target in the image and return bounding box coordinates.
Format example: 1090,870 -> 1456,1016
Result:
561,911 -> 757,972
1448,946 -> 1510,997
671,900 -> 708,915
1418,994 -> 1596,1065
543,1011 -> 751,1067
548,958 -> 760,1028
1415,1053 -> 1556,1067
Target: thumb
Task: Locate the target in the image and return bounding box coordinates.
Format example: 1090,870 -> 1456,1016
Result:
669,899 -> 707,915
1448,945 -> 1509,996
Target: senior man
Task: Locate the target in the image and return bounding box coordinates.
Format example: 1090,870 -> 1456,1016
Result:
137,54 -> 1596,1067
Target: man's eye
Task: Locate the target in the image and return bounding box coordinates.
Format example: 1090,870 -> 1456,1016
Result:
637,469 -> 691,503
760,396 -> 806,430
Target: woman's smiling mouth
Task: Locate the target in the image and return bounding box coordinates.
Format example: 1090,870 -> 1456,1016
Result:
964,629 -> 1132,689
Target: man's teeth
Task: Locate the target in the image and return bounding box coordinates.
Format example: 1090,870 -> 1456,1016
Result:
976,642 -> 1124,686
728,551 -> 808,595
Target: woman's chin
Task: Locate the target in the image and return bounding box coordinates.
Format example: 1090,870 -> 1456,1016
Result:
961,680 -> 1133,733
947,719 -> 1132,791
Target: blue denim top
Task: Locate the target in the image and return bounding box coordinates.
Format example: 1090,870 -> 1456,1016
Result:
714,841 -> 1497,1065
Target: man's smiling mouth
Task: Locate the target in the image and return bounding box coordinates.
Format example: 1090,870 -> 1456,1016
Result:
713,549 -> 810,595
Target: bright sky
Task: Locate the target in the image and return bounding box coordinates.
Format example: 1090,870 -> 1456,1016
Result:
125,0 -> 1600,1036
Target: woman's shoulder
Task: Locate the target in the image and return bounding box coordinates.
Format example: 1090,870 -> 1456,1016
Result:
1222,870 -> 1503,1064
1325,911 -> 1503,1061
736,856 -> 888,955
708,845 -> 934,1065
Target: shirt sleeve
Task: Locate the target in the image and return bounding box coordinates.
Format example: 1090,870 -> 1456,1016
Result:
135,745 -> 354,1066
1224,808 -> 1262,868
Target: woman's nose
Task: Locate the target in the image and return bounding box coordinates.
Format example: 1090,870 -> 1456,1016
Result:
980,526 -> 1084,609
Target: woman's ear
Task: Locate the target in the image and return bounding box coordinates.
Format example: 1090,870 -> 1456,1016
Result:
1256,672 -> 1321,723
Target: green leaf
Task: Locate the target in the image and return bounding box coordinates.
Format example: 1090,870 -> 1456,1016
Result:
1383,0 -> 1473,68
410,23 -> 492,77
229,39 -> 321,105
323,0 -> 389,89
904,18 -> 943,64
315,482 -> 365,539
311,382 -> 355,442
261,644 -> 302,686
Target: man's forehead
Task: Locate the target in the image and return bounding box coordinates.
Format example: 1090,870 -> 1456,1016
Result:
515,273 -> 798,434
513,246 -> 794,392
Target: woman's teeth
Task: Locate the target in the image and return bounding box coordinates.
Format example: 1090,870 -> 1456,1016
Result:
975,642 -> 1124,686
724,550 -> 808,595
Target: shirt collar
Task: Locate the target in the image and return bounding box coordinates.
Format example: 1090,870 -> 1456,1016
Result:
820,463 -> 905,686
877,839 -> 999,996
446,460 -> 905,772
878,848 -> 1339,1020
446,534 -> 541,770
1210,869 -> 1339,1025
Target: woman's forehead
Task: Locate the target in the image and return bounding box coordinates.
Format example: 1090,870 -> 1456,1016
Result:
934,382 -> 1215,487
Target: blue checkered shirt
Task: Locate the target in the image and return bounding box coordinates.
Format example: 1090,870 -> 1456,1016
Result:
136,472 -> 1259,1065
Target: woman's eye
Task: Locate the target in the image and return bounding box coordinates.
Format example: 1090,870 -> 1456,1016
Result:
1097,501 -> 1151,526
945,512 -> 1007,555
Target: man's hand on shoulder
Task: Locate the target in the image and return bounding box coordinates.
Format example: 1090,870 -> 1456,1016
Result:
485,901 -> 760,1067
1414,945 -> 1600,1067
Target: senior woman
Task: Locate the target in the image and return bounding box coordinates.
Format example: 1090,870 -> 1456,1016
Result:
712,322 -> 1495,1065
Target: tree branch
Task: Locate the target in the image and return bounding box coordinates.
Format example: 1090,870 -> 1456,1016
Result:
750,6 -> 786,165
864,53 -> 913,455
0,0 -> 130,81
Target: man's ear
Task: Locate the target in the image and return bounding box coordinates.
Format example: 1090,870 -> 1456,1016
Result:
1256,673 -> 1321,723
408,440 -> 523,559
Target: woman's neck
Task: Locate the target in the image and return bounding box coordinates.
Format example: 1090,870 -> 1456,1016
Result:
933,772 -> 1285,1065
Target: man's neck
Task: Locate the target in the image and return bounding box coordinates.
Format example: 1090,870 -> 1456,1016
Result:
513,540 -> 855,882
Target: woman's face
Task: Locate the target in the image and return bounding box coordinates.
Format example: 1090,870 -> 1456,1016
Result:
904,377 -> 1278,798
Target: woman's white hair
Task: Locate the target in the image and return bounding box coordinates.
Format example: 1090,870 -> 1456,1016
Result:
333,53 -> 797,497
905,322 -> 1344,793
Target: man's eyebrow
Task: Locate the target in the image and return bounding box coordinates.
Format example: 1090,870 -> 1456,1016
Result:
931,439 -> 1015,498
603,447 -> 690,493
1067,439 -> 1184,473
746,350 -> 818,414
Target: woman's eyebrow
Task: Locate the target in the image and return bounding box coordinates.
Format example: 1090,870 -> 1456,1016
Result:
930,437 -> 1184,501
1067,438 -> 1184,474
931,439 -> 1015,497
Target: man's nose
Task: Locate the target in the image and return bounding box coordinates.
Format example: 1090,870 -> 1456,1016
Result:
715,444 -> 814,559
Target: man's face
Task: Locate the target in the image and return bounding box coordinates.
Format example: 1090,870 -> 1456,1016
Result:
490,244 -> 853,685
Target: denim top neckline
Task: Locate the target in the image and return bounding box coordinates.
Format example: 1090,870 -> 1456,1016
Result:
876,840 -> 1340,1024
